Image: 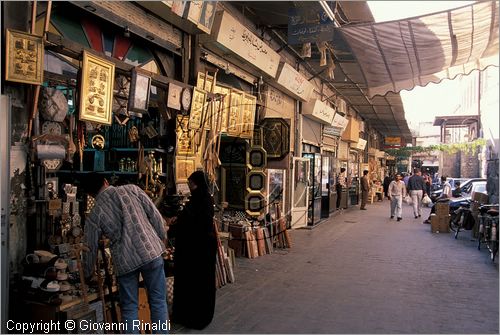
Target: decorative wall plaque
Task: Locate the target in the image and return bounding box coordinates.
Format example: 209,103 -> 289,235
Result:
261,118 -> 290,159
245,191 -> 266,216
5,29 -> 44,85
227,89 -> 243,137
79,51 -> 115,125
176,115 -> 195,156
214,85 -> 230,133
247,146 -> 267,170
175,157 -> 195,183
188,87 -> 206,130
246,171 -> 266,192
240,93 -> 257,139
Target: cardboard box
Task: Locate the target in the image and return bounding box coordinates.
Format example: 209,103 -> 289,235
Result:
472,192 -> 489,204
435,203 -> 450,216
431,215 -> 450,233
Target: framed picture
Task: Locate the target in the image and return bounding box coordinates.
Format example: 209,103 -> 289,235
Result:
228,89 -> 243,137
175,157 -> 195,183
241,93 -> 256,138
129,69 -> 151,113
247,146 -> 267,170
267,169 -> 286,208
79,51 -> 115,125
214,85 -> 230,133
167,83 -> 182,110
185,1 -> 203,24
5,29 -> 44,85
188,87 -> 207,130
176,115 -> 195,156
197,1 -> 217,33
171,1 -> 187,17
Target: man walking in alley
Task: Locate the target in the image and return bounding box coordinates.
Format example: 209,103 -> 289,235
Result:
407,168 -> 427,219
360,170 -> 370,210
388,173 -> 406,221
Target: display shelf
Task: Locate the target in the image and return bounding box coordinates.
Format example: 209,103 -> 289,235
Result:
56,170 -> 166,177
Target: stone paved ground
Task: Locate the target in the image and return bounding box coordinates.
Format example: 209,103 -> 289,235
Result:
173,200 -> 499,334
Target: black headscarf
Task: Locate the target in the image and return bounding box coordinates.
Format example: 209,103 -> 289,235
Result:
188,170 -> 210,195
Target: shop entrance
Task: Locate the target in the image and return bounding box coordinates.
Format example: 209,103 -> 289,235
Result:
291,157 -> 309,229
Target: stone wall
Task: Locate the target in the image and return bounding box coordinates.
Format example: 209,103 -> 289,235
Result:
441,152 -> 460,177
459,151 -> 480,178
486,150 -> 499,204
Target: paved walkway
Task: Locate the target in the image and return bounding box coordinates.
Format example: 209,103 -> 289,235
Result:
174,200 -> 499,334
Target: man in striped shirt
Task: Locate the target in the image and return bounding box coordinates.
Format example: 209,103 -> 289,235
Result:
83,173 -> 168,334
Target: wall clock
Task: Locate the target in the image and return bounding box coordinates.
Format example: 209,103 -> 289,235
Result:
181,87 -> 192,111
41,121 -> 62,135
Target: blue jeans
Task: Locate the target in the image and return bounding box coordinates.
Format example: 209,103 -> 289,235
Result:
117,256 -> 168,334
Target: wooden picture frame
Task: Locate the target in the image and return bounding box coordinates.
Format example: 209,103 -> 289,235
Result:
188,87 -> 207,130
240,93 -> 257,139
79,51 -> 115,125
228,89 -> 243,137
175,157 -> 195,183
5,29 -> 44,85
176,115 -> 195,156
197,1 -> 217,33
128,69 -> 151,113
215,85 -> 230,134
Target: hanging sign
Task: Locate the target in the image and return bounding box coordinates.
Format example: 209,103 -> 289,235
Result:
5,29 -> 44,85
302,99 -> 335,125
211,11 -> 280,77
331,113 -> 349,131
385,137 -> 401,146
287,7 -> 335,44
355,138 -> 367,150
275,63 -> 313,101
323,126 -> 342,137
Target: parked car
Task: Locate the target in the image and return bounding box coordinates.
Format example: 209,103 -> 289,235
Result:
448,180 -> 488,211
430,178 -> 486,202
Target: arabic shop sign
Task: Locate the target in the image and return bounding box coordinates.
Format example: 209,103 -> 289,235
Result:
302,99 -> 336,125
211,11 -> 280,77
331,113 -> 349,131
276,63 -> 314,101
287,7 -> 335,44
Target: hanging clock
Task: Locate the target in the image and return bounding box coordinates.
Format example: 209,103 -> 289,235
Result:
41,121 -> 63,135
181,87 -> 192,111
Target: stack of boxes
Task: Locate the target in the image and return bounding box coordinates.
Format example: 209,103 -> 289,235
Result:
431,202 -> 450,233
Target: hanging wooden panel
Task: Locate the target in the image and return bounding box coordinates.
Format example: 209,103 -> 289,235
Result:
240,93 -> 256,139
188,87 -> 207,130
227,89 -> 243,137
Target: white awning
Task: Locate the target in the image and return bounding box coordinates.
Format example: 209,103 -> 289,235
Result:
339,1 -> 499,98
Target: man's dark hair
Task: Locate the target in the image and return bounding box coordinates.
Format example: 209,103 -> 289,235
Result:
363,170 -> 369,176
441,175 -> 447,183
340,167 -> 346,173
84,172 -> 107,197
414,168 -> 421,173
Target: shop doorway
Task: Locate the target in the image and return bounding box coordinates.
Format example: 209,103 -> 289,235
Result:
291,157 -> 309,229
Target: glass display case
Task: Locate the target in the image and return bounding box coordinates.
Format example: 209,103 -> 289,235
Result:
303,153 -> 322,226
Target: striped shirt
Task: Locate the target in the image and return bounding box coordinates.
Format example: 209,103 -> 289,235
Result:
83,184 -> 166,277
388,180 -> 407,197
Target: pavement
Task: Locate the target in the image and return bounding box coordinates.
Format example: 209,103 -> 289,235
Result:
172,200 -> 499,334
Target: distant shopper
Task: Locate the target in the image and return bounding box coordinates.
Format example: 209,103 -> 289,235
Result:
168,171 -> 217,330
407,168 -> 427,219
388,173 -> 407,221
383,174 -> 392,199
360,170 -> 370,210
336,168 -> 347,209
423,176 -> 452,224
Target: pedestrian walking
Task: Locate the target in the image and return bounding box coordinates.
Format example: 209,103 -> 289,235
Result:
360,170 -> 370,210
82,173 -> 169,334
383,174 -> 392,199
167,171 -> 218,330
388,173 -> 407,221
407,168 -> 427,219
336,167 -> 347,209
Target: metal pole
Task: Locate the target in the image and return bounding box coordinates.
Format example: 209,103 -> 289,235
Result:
1,95 -> 12,333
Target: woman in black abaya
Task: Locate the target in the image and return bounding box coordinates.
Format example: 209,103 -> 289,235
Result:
170,171 -> 217,330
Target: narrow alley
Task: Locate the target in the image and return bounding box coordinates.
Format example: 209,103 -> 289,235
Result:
179,201 -> 499,334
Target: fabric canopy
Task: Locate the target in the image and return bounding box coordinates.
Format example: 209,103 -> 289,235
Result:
339,1 -> 499,98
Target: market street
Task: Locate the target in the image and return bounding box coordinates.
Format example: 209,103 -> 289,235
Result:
175,201 -> 499,334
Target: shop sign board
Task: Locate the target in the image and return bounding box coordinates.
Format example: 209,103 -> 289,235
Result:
331,113 -> 349,132
385,136 -> 401,146
263,85 -> 294,119
302,99 -> 335,125
323,126 -> 342,137
355,138 -> 367,150
211,11 -> 280,78
287,7 -> 335,44
275,63 -> 313,101
5,29 -> 44,85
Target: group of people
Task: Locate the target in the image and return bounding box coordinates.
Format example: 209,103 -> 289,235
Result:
82,170 -> 217,333
383,168 -> 452,223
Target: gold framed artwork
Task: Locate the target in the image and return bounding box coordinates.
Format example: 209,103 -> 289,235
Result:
128,69 -> 151,113
5,29 -> 44,85
215,85 -> 231,134
196,72 -> 214,91
240,93 -> 257,139
228,89 -> 243,137
176,115 -> 195,156
175,157 -> 196,183
188,87 -> 207,130
79,51 -> 115,125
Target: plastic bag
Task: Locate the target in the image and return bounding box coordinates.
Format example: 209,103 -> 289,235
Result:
422,194 -> 432,205
404,195 -> 412,205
